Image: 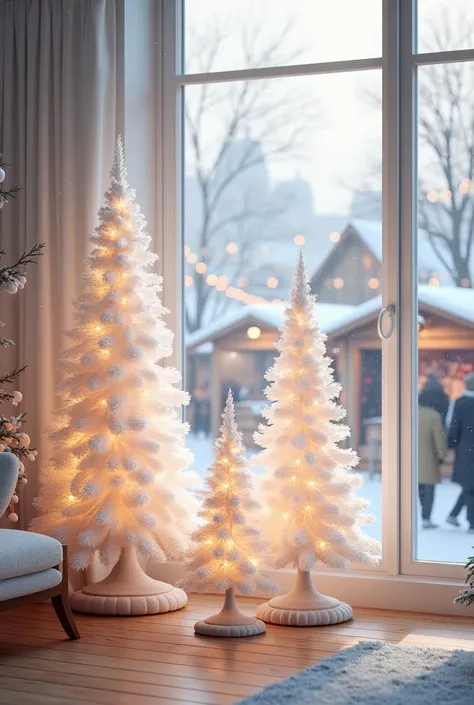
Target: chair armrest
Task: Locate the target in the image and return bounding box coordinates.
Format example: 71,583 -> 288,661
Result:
0,452 -> 19,517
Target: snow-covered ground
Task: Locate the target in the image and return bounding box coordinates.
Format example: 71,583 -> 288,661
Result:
187,434 -> 474,566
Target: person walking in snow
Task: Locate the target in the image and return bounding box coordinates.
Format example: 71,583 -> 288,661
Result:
448,372 -> 474,534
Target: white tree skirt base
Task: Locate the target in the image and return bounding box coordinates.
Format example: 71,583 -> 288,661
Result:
70,586 -> 188,616
194,619 -> 266,637
256,601 -> 353,627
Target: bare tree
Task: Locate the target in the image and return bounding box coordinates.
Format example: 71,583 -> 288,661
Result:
184,14 -> 320,334
418,16 -> 474,287
361,12 -> 474,287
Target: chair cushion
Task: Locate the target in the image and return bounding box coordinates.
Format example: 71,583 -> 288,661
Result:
0,530 -> 62,580
0,568 -> 62,602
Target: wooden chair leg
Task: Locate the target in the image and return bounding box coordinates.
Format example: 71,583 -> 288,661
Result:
51,592 -> 80,640
51,544 -> 80,640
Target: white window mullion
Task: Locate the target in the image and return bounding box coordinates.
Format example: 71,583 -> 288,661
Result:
381,0 -> 402,576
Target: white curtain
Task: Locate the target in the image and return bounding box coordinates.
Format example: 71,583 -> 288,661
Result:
0,0 -> 119,528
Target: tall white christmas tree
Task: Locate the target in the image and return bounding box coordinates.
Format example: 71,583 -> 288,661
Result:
254,252 -> 380,627
182,391 -> 278,637
31,137 -> 194,616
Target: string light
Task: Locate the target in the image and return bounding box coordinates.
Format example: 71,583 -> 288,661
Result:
226,539 -> 234,547
121,297 -> 128,304
267,277 -> 279,289
368,278 -> 379,290
426,191 -> 438,203
196,262 -> 207,274
308,481 -> 317,488
95,325 -> 102,332
329,231 -> 341,243
282,513 -> 289,521
226,242 -> 238,254
249,558 -> 259,566
221,483 -> 230,490
100,399 -> 107,407
319,541 -> 327,550
293,234 -> 305,246
290,475 -> 297,483
68,494 -> 75,503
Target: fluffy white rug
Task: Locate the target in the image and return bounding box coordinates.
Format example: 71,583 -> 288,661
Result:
237,641 -> 474,704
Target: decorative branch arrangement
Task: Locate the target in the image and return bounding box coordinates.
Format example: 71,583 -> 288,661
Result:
0,154 -> 43,521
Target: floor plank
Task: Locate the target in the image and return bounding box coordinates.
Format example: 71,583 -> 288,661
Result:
0,597 -> 473,704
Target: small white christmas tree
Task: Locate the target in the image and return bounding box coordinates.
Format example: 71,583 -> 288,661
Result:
182,391 -> 278,637
254,252 -> 380,627
31,137 -> 194,615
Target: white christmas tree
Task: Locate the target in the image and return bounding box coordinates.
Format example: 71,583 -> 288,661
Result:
182,391 -> 278,637
254,252 -> 380,627
31,137 -> 194,615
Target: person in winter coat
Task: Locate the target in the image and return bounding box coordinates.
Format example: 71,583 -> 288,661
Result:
418,401 -> 448,529
418,373 -> 450,423
448,372 -> 474,533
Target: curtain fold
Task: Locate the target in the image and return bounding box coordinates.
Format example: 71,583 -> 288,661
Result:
0,0 -> 118,528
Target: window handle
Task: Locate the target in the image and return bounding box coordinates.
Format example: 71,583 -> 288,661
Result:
377,304 -> 395,340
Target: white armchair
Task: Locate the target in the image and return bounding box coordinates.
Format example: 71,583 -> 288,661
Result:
0,452 -> 79,639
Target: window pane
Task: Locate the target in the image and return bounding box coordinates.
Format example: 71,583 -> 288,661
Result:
183,71 -> 383,554
415,61 -> 474,563
417,0 -> 474,54
184,0 -> 382,74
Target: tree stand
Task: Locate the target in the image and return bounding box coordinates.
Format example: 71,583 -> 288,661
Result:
70,545 -> 187,616
194,588 -> 265,637
256,568 -> 352,626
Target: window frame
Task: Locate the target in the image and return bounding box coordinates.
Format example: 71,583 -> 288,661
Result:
159,0 -> 474,595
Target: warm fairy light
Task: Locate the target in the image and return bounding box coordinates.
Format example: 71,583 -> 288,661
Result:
267,276 -> 279,289
185,275 -> 193,287
121,297 -> 128,304
184,244 -> 190,256
196,262 -> 207,274
247,326 -> 261,340
290,475 -> 297,483
329,231 -> 341,243
115,199 -> 126,211
187,253 -> 197,264
100,399 -> 107,407
100,349 -> 111,358
206,274 -> 217,286
221,561 -> 231,570
428,277 -> 439,287
333,277 -> 344,289
368,278 -> 379,290
308,481 -> 317,488
226,242 -> 238,254
282,513 -> 290,521
319,541 -> 327,550
95,325 -> 102,332
249,558 -> 259,566
109,229 -> 116,238
303,505 -> 313,513
226,539 -> 234,547
221,483 -> 230,490
441,189 -> 452,200
426,190 -> 438,203
68,494 -> 75,503
460,179 -> 471,194
293,234 -> 305,246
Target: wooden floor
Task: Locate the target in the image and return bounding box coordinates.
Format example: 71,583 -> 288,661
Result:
0,596 -> 474,705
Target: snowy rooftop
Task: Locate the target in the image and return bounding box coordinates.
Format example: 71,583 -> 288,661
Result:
187,285 -> 474,350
